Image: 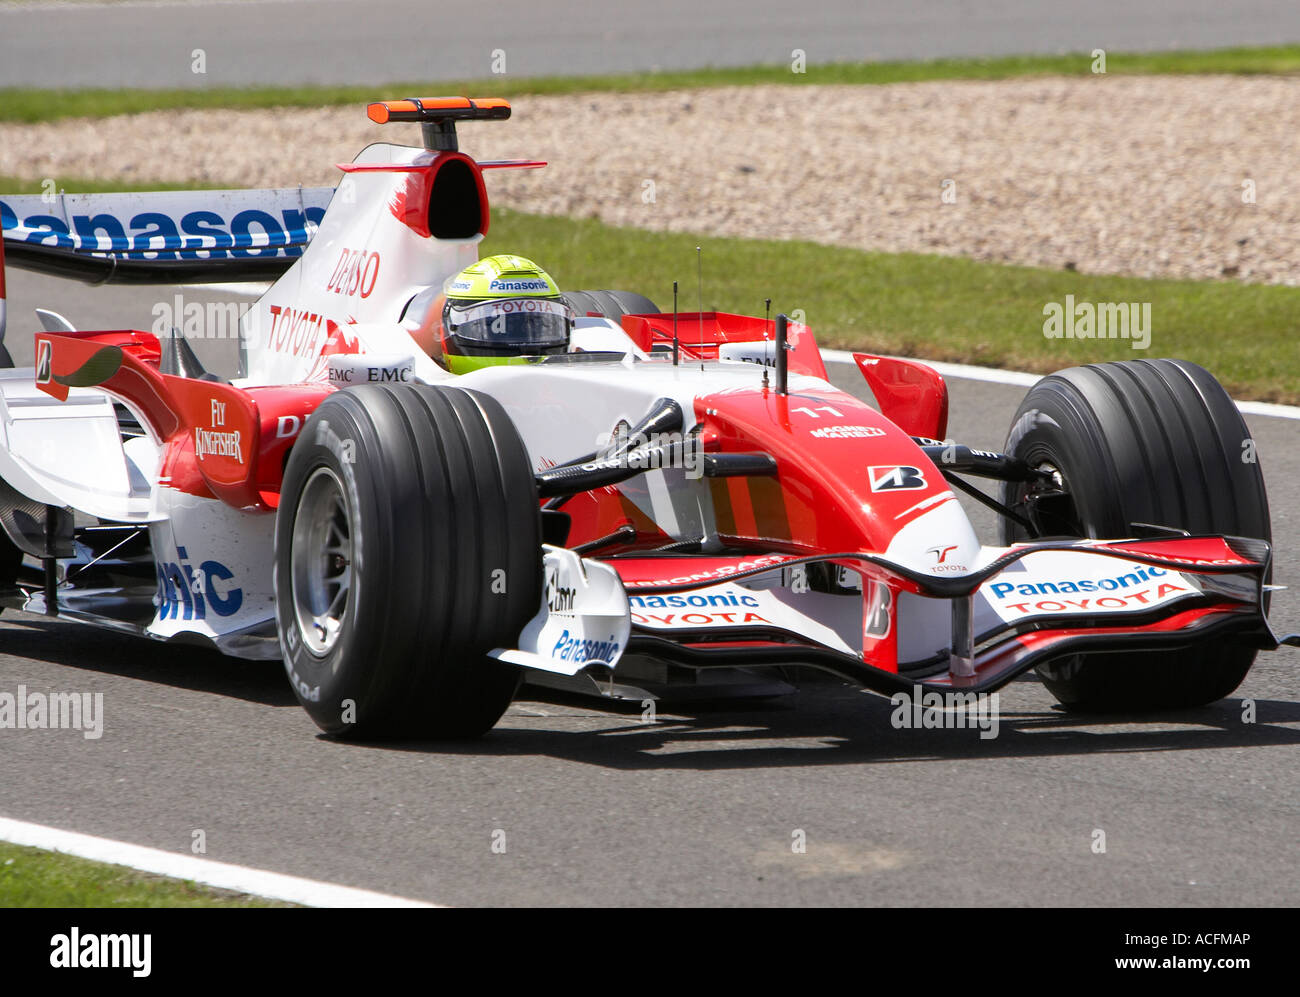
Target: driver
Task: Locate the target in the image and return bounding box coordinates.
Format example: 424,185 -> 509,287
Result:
408,254 -> 574,373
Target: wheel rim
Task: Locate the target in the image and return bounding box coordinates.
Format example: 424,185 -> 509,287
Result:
1010,455 -> 1086,540
290,466 -> 353,656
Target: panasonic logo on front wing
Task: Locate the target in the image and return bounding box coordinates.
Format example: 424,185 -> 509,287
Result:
989,565 -> 1167,600
629,593 -> 761,609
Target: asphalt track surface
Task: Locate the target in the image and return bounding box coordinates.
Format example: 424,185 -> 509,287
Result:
3,0 -> 1300,89
0,269 -> 1296,906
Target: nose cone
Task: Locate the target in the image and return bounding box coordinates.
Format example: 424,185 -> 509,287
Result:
697,384 -> 977,566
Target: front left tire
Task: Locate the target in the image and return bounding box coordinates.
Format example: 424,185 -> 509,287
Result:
275,382 -> 542,739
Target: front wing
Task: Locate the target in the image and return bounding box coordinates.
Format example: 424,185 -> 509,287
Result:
501,535 -> 1279,697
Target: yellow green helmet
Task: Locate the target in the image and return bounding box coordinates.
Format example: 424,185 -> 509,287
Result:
439,254 -> 572,372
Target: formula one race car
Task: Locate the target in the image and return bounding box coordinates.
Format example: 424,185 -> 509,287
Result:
0,98 -> 1294,738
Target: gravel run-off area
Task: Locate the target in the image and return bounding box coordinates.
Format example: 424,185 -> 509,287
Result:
2,75 -> 1299,285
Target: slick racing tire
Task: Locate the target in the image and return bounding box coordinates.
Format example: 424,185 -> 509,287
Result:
999,359 -> 1271,712
0,343 -> 24,600
0,527 -> 19,602
275,383 -> 542,739
562,289 -> 659,319
0,467 -> 19,603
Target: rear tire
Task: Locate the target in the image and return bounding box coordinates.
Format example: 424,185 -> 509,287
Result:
0,532 -> 20,599
275,383 -> 542,738
0,340 -> 17,591
999,359 -> 1270,712
562,289 -> 659,319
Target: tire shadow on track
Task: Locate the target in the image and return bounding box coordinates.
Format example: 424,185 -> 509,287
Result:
336,681 -> 1300,771
0,612 -> 296,708
6,610 -> 1296,768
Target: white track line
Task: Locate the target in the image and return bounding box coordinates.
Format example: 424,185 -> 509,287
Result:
160,311 -> 1300,420
1233,399 -> 1300,420
820,349 -> 1300,421
0,815 -> 437,908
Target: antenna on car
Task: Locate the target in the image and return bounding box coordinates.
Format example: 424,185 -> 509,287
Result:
696,247 -> 708,371
775,313 -> 789,395
696,246 -> 704,339
672,281 -> 679,366
763,297 -> 772,366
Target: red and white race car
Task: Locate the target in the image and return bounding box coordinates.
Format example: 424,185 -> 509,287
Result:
0,97 -> 1293,737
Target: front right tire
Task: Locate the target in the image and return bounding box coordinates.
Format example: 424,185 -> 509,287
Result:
1000,359 -> 1271,712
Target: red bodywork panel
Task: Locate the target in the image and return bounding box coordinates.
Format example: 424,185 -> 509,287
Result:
34,330 -> 331,511
613,554 -> 797,590
1091,537 -> 1257,568
852,353 -> 949,441
694,385 -> 950,554
378,151 -> 491,239
557,377 -> 952,563
620,312 -> 829,381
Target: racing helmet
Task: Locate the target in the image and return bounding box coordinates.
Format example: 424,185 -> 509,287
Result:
437,255 -> 573,372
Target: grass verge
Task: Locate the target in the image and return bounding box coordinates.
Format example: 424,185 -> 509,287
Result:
3,45 -> 1300,123
485,209 -> 1300,405
0,840 -> 295,907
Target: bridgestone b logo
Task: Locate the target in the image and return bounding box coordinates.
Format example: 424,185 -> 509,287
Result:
869,465 -> 926,491
194,427 -> 244,463
36,340 -> 52,384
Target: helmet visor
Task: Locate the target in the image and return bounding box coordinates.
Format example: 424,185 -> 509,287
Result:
444,297 -> 572,354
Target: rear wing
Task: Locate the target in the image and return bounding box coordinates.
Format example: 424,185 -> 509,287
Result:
32,328 -> 330,511
0,186 -> 335,285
